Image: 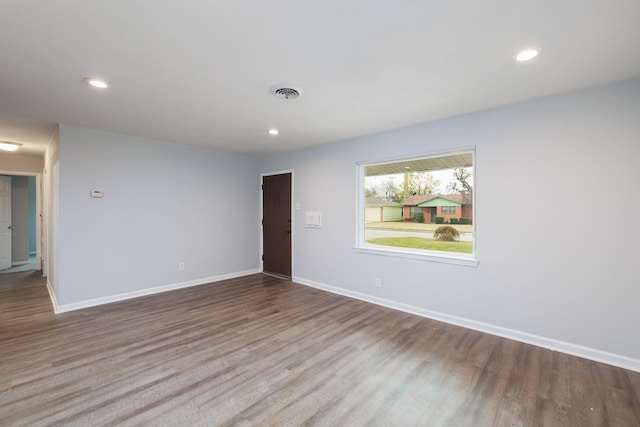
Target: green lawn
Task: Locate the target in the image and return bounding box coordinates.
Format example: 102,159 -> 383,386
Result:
366,237 -> 473,254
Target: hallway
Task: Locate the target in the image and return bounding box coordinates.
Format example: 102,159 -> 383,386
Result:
0,254 -> 37,275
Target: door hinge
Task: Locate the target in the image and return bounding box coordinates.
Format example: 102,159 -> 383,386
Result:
261,254 -> 264,261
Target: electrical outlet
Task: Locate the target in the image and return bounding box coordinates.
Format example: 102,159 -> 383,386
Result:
375,278 -> 381,288
179,262 -> 185,271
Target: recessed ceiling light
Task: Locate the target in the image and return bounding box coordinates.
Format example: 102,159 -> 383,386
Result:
0,141 -> 21,151
84,78 -> 110,89
515,48 -> 539,62
267,129 -> 279,135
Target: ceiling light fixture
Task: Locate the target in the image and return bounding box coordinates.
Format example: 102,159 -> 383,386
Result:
267,129 -> 279,135
84,78 -> 110,89
515,48 -> 539,62
0,141 -> 22,151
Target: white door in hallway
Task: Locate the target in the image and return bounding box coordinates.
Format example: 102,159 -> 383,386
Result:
0,176 -> 11,270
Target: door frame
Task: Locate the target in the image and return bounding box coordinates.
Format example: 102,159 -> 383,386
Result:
0,170 -> 42,271
260,169 -> 294,279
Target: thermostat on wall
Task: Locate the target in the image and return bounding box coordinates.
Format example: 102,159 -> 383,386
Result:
90,190 -> 104,198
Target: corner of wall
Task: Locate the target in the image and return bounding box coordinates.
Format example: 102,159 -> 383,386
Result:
46,279 -> 59,314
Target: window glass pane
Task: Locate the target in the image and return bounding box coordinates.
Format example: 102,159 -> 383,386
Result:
361,150 -> 474,257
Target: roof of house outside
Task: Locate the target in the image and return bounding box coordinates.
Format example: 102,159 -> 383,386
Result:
419,198 -> 461,208
401,194 -> 470,206
366,197 -> 402,207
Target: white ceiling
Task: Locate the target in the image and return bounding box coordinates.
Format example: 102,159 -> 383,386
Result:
1,1 -> 639,157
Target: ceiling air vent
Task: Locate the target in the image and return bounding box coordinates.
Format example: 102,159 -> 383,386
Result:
270,84 -> 303,100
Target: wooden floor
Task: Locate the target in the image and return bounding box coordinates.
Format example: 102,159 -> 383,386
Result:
1,272 -> 639,426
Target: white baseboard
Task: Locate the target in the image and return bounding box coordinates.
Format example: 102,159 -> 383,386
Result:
46,279 -> 59,312
51,268 -> 261,314
293,276 -> 640,373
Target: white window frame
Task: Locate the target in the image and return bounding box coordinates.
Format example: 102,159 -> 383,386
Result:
441,206 -> 456,214
354,147 -> 478,267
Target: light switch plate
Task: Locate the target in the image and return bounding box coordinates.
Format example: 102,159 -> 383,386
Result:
305,211 -> 322,228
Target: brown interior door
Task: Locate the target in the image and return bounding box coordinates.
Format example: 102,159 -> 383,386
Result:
262,173 -> 292,278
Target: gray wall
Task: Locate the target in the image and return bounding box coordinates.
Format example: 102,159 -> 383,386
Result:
55,125 -> 260,305
10,176 -> 29,263
259,79 -> 640,364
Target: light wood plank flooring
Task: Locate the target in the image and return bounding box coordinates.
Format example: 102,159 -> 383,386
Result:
1,272 -> 639,426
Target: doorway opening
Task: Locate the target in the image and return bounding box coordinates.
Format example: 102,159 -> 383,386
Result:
0,172 -> 42,275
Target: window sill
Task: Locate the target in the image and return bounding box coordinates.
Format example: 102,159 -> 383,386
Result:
352,245 -> 479,267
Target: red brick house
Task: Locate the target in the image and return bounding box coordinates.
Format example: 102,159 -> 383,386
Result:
401,194 -> 472,223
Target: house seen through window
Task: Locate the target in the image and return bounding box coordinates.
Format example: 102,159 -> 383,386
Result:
359,149 -> 475,260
